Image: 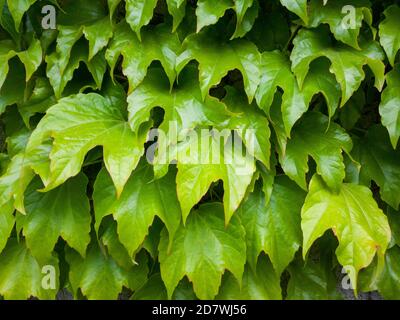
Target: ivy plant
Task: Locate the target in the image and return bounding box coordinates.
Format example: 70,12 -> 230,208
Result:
0,0 -> 400,300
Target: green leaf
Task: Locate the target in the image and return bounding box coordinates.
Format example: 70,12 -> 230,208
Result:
238,177 -> 306,275
287,258 -> 341,300
224,86 -> 271,168
106,21 -> 180,93
217,258 -> 282,300
0,239 -> 59,300
301,175 -> 391,290
159,203 -> 246,300
93,163 -> 181,257
125,0 -> 158,40
196,0 -> 232,33
177,30 -> 261,102
18,174 -> 91,263
0,201 -> 14,254
379,65 -> 400,148
279,0 -> 308,23
164,129 -> 256,224
376,246 -> 400,299
128,66 -> 231,144
379,5 -> 400,66
166,0 -> 186,31
352,126 -> 400,210
27,92 -> 145,196
282,112 -> 352,192
0,38 -> 42,91
66,244 -> 130,300
308,0 -> 372,49
83,17 -> 114,60
291,28 -> 385,106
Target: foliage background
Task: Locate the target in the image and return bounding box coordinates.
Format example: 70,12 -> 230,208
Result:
0,0 -> 399,300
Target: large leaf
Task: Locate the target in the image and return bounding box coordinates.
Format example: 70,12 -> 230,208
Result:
291,28 -> 385,106
301,175 -> 391,289
93,163 -> 181,257
238,177 -> 306,275
18,174 -> 91,262
159,203 -> 246,300
106,21 -> 180,93
128,66 -> 231,145
281,112 -> 352,192
27,92 -> 145,196
157,129 -> 256,223
176,30 -> 261,102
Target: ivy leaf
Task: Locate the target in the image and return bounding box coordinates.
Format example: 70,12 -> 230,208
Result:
352,126 -> 400,210
66,244 -> 130,300
308,0 -> 373,49
379,65 -> 400,148
217,258 -> 282,300
255,51 -> 307,136
281,112 -> 352,192
128,66 -> 231,143
279,0 -> 308,23
177,30 -> 261,102
93,163 -> 181,257
379,5 -> 400,66
27,92 -> 145,196
238,177 -> 306,275
159,203 -> 246,300
376,246 -> 400,299
301,175 -> 391,290
125,0 -> 158,40
106,21 -> 180,93
0,239 -> 59,300
287,259 -> 342,300
18,174 -> 91,263
162,130 -> 256,224
291,28 -> 385,106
